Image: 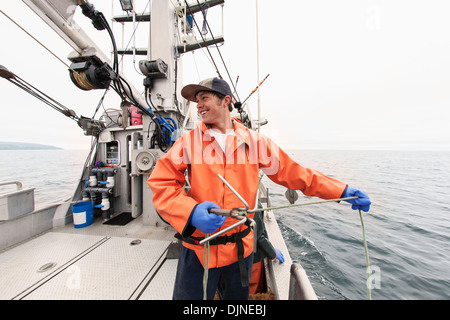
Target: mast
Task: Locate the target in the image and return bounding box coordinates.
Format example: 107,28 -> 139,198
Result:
19,0 -> 225,226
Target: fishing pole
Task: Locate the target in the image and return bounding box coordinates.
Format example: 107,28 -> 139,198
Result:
240,73 -> 270,106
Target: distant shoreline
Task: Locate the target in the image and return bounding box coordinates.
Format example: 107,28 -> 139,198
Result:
0,142 -> 63,150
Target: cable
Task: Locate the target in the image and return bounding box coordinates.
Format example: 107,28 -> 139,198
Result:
78,2 -> 175,151
116,0 -> 152,69
0,9 -> 74,72
184,1 -> 222,79
194,0 -> 241,102
144,89 -> 168,150
92,87 -> 111,118
2,68 -> 79,121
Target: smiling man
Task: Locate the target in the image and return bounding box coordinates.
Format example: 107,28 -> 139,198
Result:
147,77 -> 371,300
188,78 -> 234,131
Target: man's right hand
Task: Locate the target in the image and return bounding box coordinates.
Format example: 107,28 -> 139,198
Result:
190,201 -> 226,233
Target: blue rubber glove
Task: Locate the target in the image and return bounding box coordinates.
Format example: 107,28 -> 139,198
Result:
190,201 -> 226,233
342,186 -> 371,212
275,248 -> 285,263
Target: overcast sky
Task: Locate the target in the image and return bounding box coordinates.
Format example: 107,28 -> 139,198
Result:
1,0 -> 450,151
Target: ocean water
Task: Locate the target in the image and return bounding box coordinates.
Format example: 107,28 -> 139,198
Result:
0,150 -> 90,205
1,148 -> 449,300
264,149 -> 450,300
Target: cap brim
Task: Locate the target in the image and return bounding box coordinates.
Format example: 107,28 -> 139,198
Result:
181,84 -> 213,102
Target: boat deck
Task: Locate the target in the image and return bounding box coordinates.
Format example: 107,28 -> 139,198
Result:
0,204 -> 294,300
0,214 -> 178,300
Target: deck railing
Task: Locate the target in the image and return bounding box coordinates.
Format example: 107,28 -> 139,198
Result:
289,263 -> 318,300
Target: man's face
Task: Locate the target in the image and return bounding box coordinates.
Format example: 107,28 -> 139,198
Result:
195,91 -> 227,125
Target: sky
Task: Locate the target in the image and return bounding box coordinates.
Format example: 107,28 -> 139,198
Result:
1,0 -> 450,151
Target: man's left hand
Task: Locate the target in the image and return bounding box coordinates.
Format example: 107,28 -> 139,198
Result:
342,186 -> 371,212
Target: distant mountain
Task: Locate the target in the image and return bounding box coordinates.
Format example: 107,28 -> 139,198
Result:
0,142 -> 63,150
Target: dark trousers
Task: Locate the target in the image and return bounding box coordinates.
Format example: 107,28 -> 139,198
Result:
172,244 -> 253,300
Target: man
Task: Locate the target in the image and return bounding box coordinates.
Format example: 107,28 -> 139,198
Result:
147,77 -> 371,300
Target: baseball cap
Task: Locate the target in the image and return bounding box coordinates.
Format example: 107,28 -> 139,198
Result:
181,77 -> 233,102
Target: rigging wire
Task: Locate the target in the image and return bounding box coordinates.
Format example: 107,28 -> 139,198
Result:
83,136 -> 99,178
92,87 -> 111,119
240,74 -> 270,106
0,9 -> 75,72
175,12 -> 217,81
184,1 -> 222,79
116,0 -> 152,70
1,67 -> 79,121
1,6 -> 137,129
192,52 -> 203,81
193,0 -> 241,102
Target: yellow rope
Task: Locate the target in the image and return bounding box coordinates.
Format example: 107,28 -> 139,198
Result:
359,209 -> 372,300
201,197 -> 372,300
203,233 -> 210,300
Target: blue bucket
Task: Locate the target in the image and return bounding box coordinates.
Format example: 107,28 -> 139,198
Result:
72,201 -> 94,228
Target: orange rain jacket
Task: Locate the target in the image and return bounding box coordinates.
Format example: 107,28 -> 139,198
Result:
147,120 -> 347,269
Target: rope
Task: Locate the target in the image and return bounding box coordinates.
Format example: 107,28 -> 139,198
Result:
253,196 -> 373,299
200,196 -> 372,300
359,209 -> 372,300
203,233 -> 210,300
